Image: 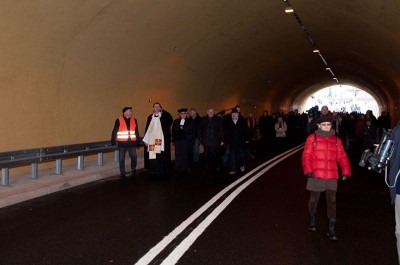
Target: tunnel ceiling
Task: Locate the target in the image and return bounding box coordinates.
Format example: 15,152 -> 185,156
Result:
1,0 -> 400,148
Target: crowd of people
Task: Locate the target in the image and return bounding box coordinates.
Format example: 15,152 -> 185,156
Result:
110,103 -> 394,242
110,103 -> 400,256
111,103 -> 391,179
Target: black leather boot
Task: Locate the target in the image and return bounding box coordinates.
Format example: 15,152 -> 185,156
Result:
327,218 -> 338,240
308,215 -> 317,231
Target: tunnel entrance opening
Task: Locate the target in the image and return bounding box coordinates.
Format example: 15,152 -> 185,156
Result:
299,85 -> 380,115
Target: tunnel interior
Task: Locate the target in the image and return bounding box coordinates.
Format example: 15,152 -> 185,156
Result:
0,0 -> 400,150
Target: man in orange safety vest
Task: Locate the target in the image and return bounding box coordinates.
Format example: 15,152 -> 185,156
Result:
111,107 -> 140,178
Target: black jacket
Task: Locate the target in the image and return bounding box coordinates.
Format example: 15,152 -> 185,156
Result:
200,115 -> 224,147
172,118 -> 195,144
224,117 -> 249,149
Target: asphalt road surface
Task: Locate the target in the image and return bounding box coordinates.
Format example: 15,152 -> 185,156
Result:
0,144 -> 397,265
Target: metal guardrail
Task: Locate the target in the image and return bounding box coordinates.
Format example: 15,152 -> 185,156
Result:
0,141 -> 118,187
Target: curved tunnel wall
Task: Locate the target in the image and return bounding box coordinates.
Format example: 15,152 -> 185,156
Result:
1,1 -> 400,151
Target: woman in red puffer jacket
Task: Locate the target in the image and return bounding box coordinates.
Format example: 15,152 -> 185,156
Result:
302,115 -> 351,241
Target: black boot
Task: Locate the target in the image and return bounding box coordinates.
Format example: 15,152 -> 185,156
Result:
308,215 -> 317,231
327,218 -> 338,240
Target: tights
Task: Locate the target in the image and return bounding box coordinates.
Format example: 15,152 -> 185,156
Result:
308,190 -> 336,219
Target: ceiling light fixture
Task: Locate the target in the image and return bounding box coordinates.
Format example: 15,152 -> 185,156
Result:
285,6 -> 294,13
283,0 -> 340,85
283,0 -> 294,13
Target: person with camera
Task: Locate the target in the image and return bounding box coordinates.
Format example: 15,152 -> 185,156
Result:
302,115 -> 351,240
389,124 -> 400,262
306,105 -> 330,134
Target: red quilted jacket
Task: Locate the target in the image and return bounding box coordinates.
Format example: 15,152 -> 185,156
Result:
302,131 -> 351,179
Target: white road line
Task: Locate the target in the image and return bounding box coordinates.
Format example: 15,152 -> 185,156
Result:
160,148 -> 301,264
135,144 -> 304,265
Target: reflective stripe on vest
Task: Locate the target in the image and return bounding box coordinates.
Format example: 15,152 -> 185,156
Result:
117,117 -> 137,141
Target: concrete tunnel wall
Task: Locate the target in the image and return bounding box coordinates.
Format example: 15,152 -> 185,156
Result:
1,1 -> 400,151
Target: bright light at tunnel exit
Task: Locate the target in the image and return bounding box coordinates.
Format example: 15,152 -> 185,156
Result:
303,85 -> 379,115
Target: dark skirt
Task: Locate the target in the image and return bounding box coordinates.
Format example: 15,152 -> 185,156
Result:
306,178 -> 337,192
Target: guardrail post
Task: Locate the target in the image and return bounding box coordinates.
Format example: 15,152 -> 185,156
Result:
114,150 -> 119,162
77,155 -> 84,170
2,168 -> 9,186
31,163 -> 38,179
97,153 -> 103,166
56,159 -> 62,175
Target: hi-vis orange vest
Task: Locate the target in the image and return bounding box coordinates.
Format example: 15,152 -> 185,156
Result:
117,117 -> 137,141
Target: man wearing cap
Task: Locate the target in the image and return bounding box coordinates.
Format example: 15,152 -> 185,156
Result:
224,107 -> 249,175
172,108 -> 195,175
111,107 -> 140,177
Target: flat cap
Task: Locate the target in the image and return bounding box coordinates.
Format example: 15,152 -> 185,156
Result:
122,107 -> 132,113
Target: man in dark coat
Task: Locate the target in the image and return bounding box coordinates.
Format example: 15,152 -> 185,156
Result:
143,102 -> 173,177
199,107 -> 224,175
172,108 -> 195,174
189,108 -> 202,163
224,108 -> 249,175
361,118 -> 377,152
259,110 -> 273,153
111,107 -> 140,177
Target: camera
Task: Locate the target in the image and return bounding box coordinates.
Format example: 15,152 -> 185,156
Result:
307,105 -> 319,118
359,129 -> 394,174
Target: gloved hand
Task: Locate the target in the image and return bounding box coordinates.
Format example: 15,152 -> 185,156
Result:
341,175 -> 349,181
306,172 -> 314,179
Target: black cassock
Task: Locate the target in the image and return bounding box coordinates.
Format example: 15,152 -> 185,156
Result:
172,118 -> 195,174
144,111 -> 173,176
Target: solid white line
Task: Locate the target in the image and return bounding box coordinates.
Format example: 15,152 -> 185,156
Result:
134,144 -> 304,265
160,149 -> 301,264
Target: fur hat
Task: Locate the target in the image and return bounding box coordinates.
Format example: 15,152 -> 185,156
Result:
317,114 -> 332,124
